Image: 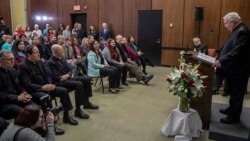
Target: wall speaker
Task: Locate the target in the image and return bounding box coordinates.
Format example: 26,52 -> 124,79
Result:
195,7 -> 203,21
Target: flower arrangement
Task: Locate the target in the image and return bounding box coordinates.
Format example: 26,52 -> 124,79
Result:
166,51 -> 207,112
167,51 -> 208,99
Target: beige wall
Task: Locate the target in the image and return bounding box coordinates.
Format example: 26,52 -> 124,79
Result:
10,0 -> 26,33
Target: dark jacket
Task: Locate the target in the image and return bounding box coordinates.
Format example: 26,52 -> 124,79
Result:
44,43 -> 53,60
45,56 -> 73,85
18,59 -> 51,93
0,67 -> 23,104
99,29 -> 112,40
217,23 -> 250,77
192,44 -> 208,55
116,43 -> 130,62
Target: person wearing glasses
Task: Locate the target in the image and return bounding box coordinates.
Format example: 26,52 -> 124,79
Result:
0,50 -> 33,121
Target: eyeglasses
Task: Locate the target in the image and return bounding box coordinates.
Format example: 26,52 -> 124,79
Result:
1,58 -> 15,62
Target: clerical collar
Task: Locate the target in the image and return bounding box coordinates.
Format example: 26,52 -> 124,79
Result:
0,67 -> 10,72
53,56 -> 63,61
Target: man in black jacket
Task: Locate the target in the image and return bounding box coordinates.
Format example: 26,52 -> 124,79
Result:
0,51 -> 32,119
192,37 -> 208,55
45,44 -> 99,120
213,12 -> 250,124
18,45 -> 78,128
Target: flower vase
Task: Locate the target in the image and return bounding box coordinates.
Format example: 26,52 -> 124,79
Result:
178,97 -> 190,112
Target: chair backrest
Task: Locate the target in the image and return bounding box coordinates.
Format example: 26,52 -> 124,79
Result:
208,49 -> 216,57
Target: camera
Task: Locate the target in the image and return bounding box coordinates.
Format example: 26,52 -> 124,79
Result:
40,94 -> 64,116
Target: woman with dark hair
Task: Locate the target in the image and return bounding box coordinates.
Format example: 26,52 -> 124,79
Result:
12,40 -> 26,69
72,37 -> 87,75
102,38 -> 127,86
128,35 -> 155,75
0,105 -> 55,141
87,25 -> 98,40
87,40 -> 120,93
56,23 -> 64,36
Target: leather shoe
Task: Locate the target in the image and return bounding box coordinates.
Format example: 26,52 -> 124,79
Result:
220,116 -> 240,124
219,108 -> 230,115
122,82 -> 129,86
54,126 -> 65,135
118,85 -> 124,89
63,116 -> 78,125
109,88 -> 117,94
75,110 -> 90,119
84,102 -> 99,110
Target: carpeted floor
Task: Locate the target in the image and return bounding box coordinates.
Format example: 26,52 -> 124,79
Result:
55,66 -> 250,141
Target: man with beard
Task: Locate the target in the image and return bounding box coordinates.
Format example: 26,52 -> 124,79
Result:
44,35 -> 57,60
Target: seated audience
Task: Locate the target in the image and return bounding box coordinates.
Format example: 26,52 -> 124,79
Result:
0,105 -> 55,141
45,44 -> 99,119
102,38 -> 127,86
116,35 -> 153,84
0,50 -> 33,120
87,40 -> 120,93
18,45 -> 77,131
128,35 -> 155,75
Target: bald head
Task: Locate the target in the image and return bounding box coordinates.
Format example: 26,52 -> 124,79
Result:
51,44 -> 64,58
116,34 -> 123,44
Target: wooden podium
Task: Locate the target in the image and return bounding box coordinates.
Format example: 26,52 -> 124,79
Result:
184,53 -> 215,129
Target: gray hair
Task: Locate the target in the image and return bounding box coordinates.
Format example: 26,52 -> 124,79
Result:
223,12 -> 241,23
51,44 -> 61,53
0,50 -> 12,59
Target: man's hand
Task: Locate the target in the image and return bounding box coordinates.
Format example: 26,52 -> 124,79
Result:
60,74 -> 70,81
212,60 -> 222,72
42,84 -> 56,92
119,62 -> 125,66
18,92 -> 32,103
137,51 -> 143,56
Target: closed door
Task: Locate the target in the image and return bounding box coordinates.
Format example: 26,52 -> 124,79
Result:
70,13 -> 87,31
138,10 -> 163,66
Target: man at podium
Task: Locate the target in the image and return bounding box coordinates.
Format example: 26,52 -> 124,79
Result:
213,12 -> 250,124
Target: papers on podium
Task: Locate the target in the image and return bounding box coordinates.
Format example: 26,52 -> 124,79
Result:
197,53 -> 216,64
